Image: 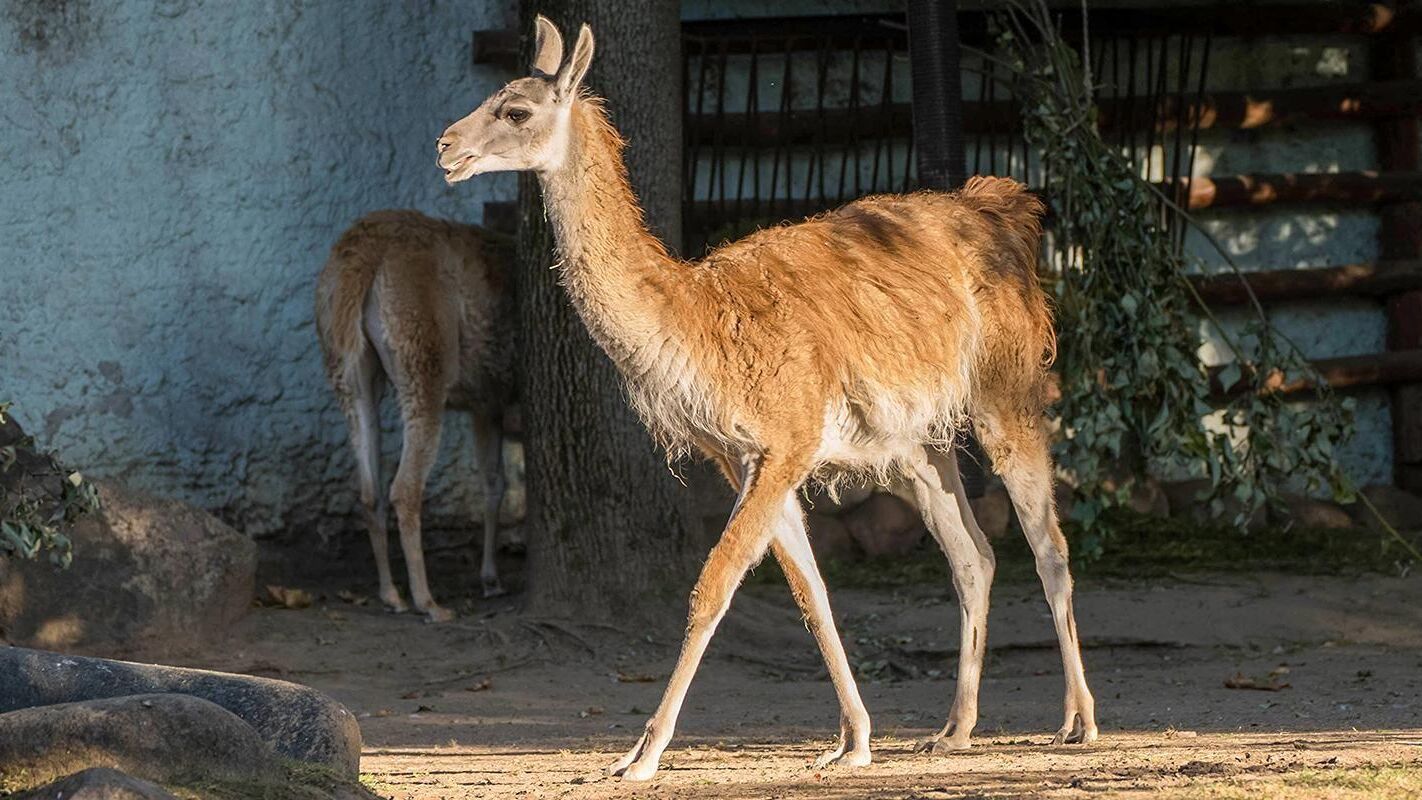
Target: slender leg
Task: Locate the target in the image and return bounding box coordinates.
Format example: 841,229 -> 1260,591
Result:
471,406 -> 506,598
610,451 -> 810,781
769,494 -> 872,768
342,349 -> 406,613
907,446 -> 995,753
976,412 -> 1097,744
391,407 -> 454,623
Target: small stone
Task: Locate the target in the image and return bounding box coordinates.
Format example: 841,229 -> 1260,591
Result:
806,512 -> 859,562
1163,479 -> 1266,532
969,488 -> 1012,539
1128,477 -> 1170,518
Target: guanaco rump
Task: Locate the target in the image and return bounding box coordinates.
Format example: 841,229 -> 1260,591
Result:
437,17 -> 1095,779
316,210 -> 515,623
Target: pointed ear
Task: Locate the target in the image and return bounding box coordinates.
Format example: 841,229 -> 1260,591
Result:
556,24 -> 595,97
531,14 -> 564,77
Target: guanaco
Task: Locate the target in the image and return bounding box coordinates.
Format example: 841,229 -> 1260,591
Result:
436,17 -> 1095,778
316,210 -> 515,622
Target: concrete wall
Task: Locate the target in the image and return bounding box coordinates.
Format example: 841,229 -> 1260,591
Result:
1,0 -> 518,545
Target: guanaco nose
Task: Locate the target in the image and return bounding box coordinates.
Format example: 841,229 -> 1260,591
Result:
436,135 -> 455,154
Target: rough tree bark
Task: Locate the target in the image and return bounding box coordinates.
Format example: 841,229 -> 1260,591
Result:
514,0 -> 697,619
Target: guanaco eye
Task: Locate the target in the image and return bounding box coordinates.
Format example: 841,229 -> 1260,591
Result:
506,108 -> 531,124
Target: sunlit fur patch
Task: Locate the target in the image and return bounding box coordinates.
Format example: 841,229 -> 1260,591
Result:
537,97 -> 1054,494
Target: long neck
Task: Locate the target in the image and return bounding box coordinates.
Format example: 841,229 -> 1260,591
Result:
537,98 -> 686,371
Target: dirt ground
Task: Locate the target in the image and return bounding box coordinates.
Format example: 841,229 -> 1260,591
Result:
178,569 -> 1422,799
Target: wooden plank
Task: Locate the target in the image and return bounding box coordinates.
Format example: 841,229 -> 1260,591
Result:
1191,260 -> 1422,305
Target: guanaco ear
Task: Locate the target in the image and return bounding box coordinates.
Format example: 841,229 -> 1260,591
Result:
531,14 -> 564,77
556,23 -> 594,97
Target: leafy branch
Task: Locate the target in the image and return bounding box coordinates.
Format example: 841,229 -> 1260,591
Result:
994,1 -> 1400,561
0,401 -> 99,567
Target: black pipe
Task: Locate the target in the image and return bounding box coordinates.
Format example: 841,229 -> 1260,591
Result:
908,0 -> 986,497
908,0 -> 968,191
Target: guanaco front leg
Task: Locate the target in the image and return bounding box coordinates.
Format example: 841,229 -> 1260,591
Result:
610,451 -> 810,781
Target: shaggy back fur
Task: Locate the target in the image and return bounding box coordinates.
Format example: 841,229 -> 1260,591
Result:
541,98 -> 1053,480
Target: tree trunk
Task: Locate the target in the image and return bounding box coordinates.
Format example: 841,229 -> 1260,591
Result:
515,0 -> 696,619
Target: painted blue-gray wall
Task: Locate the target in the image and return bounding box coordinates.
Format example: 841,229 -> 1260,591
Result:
2,0 -> 518,542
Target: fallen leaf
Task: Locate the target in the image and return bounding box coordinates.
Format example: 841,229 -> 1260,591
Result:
579,706 -> 604,718
400,690 -> 430,700
616,671 -> 659,683
336,590 -> 370,607
263,585 -> 313,610
1224,671 -> 1290,691
464,678 -> 492,693
414,704 -> 435,713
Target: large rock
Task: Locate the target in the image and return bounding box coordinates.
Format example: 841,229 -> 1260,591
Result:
1164,478 -> 1266,532
843,492 -> 926,558
1355,484 -> 1422,532
13,767 -> 179,800
1270,495 -> 1354,530
0,694 -> 281,790
0,647 -> 362,779
0,480 -> 256,656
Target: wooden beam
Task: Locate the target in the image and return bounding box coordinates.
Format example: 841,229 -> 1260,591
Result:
1210,349 -> 1422,398
1191,260 -> 1422,305
681,5 -> 1417,47
1179,171 -> 1422,210
473,5 -> 1421,68
685,80 -> 1422,146
483,172 -> 1422,233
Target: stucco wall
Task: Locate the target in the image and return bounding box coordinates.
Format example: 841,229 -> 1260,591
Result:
1,0 -> 518,544
1,1 -> 1403,554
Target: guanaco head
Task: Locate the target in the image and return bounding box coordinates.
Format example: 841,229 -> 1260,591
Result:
437,15 -> 594,184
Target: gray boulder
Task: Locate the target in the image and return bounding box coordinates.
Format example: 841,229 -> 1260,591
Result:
0,480 -> 256,656
13,767 -> 179,800
0,694 -> 281,790
0,646 -> 362,779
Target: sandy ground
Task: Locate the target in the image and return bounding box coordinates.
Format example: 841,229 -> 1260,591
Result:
179,570 -> 1422,798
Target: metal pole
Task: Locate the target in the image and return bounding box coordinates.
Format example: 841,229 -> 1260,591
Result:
907,0 -> 986,497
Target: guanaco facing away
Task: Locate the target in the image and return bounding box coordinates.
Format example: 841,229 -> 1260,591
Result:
316,211 -> 515,623
437,16 -> 1096,779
